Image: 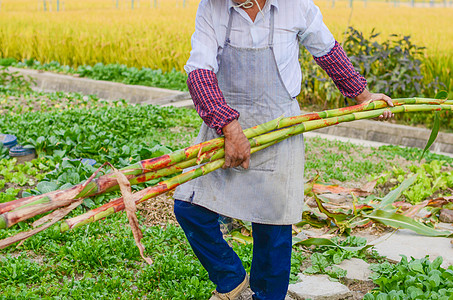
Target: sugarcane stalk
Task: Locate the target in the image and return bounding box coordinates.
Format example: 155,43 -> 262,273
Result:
60,103 -> 453,232
62,138 -> 283,231
0,138 -> 225,215
0,98 -> 442,218
0,146 -> 226,229
1,100 -> 451,229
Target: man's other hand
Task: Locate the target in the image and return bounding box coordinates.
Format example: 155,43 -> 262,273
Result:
355,89 -> 394,120
222,120 -> 251,169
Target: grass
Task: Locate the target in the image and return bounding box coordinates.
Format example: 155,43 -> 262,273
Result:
0,213 -> 214,299
303,136 -> 453,184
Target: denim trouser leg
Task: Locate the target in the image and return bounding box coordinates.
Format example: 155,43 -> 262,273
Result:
174,200 -> 292,299
174,200 -> 246,293
250,223 -> 292,300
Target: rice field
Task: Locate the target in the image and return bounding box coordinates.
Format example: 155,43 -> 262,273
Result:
0,0 -> 451,90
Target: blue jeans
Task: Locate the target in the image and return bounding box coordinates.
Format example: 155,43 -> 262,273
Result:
174,200 -> 292,300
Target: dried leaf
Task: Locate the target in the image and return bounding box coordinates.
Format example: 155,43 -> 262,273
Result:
240,227 -> 250,237
30,163 -> 106,228
312,181 -> 375,197
111,164 -> 153,265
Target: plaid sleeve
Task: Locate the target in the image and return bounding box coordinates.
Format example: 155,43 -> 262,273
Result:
313,41 -> 367,99
187,69 -> 240,135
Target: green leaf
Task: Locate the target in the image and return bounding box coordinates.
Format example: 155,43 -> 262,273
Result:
326,265 -> 347,279
434,90 -> 449,100
230,231 -> 253,245
53,150 -> 66,158
429,273 -> 441,287
419,111 -> 440,162
82,198 -> 95,208
314,195 -> 349,224
375,175 -> 418,210
36,181 -> 59,194
292,237 -> 372,252
431,256 -> 443,271
363,294 -> 375,300
409,261 -> 424,273
296,211 -> 328,228
366,209 -> 453,237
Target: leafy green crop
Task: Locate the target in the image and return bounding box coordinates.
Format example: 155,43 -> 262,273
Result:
378,145 -> 453,165
376,160 -> 453,204
1,94 -> 201,165
303,236 -> 376,279
1,88 -> 201,210
0,59 -> 188,91
0,157 -> 52,197
365,256 -> 453,299
0,66 -> 34,93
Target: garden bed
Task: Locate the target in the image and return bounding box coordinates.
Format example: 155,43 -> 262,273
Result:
1,85 -> 453,298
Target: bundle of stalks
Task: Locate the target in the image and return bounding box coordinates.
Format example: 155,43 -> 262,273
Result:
0,97 -> 451,251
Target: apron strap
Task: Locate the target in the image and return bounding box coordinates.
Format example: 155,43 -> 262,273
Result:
224,8 -> 234,45
268,6 -> 274,47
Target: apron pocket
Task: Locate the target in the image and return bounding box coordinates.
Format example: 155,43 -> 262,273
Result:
243,142 -> 277,172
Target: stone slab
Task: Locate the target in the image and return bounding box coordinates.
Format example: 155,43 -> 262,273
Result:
370,229 -> 453,268
288,274 -> 352,300
335,258 -> 372,282
161,99 -> 194,108
9,67 -> 185,105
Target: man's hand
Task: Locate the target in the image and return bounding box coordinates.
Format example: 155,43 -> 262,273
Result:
355,89 -> 394,120
222,120 -> 251,169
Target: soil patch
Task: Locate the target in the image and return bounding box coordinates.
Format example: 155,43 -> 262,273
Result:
138,191 -> 177,227
346,280 -> 377,299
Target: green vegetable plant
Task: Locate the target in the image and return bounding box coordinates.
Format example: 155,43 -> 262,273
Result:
375,160 -> 453,204
0,66 -> 34,93
0,59 -> 188,91
299,236 -> 375,280
365,256 -> 453,299
0,158 -> 50,196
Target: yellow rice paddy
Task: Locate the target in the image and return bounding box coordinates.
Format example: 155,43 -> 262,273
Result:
0,0 -> 451,79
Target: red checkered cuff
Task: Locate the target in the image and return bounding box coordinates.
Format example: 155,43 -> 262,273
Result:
187,69 -> 240,135
314,41 -> 367,99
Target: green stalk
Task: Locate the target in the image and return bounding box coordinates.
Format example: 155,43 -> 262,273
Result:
1,100 -> 450,229
61,139 -> 283,232
0,97 -> 438,217
0,99 -> 388,224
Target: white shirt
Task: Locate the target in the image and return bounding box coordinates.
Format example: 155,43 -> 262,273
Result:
185,0 -> 336,97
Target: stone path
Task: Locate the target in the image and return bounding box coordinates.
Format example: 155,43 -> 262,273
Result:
371,228 -> 453,267
288,274 -> 353,300
285,226 -> 453,300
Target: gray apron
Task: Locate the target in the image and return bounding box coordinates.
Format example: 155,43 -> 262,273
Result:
174,7 -> 305,225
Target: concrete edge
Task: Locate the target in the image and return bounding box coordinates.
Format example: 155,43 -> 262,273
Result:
8,67 -> 188,106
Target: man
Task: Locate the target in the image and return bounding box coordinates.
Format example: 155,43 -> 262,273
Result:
173,0 -> 393,299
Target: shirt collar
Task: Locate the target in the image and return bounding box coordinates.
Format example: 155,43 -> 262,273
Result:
227,0 -> 279,14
